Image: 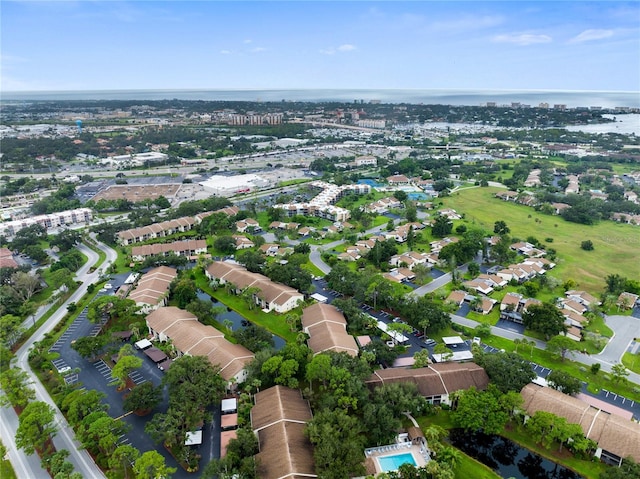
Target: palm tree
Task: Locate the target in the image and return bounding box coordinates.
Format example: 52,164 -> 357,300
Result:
513,338 -> 522,353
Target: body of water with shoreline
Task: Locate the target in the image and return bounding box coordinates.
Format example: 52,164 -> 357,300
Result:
2,88 -> 639,109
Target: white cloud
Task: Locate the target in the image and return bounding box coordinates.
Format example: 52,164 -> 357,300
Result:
319,48 -> 335,55
337,44 -> 357,52
220,50 -> 232,55
243,39 -> 252,44
250,47 -> 267,53
492,33 -> 552,46
569,29 -> 614,44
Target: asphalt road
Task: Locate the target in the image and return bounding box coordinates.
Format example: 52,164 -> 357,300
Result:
4,237 -> 116,479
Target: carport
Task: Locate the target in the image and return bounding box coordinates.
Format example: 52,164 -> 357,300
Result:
143,347 -> 168,364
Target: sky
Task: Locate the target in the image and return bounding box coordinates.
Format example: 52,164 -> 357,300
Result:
2,1 -> 639,92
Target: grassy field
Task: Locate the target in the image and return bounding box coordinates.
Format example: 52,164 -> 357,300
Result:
442,186 -> 640,294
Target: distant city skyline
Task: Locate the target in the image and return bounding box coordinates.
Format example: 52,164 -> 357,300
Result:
2,1 -> 639,93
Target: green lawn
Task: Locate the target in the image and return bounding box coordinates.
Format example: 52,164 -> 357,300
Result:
193,269 -> 297,342
0,459 -> 16,479
278,178 -> 313,187
442,187 -> 640,294
622,351 -> 640,375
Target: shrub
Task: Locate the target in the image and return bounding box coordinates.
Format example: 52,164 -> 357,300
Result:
581,240 -> 594,251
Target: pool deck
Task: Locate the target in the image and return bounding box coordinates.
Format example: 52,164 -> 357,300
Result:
364,442 -> 429,474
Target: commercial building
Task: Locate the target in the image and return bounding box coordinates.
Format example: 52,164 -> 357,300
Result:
199,174 -> 270,197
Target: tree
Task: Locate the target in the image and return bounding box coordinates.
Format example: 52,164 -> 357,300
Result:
293,242 -> 311,255
170,276 -> 197,309
580,240 -> 594,251
49,229 -> 82,252
0,313 -> 23,348
522,303 -> 566,340
108,444 -> 140,479
214,235 -> 237,255
467,262 -> 480,278
78,411 -> 129,456
305,408 -> 366,479
7,271 -> 42,304
63,389 -> 108,427
600,458 -> 640,479
133,450 -> 176,479
393,190 -> 408,202
611,362 -> 630,384
236,250 -> 265,273
16,401 -> 57,456
413,349 -> 430,368
452,386 -> 513,435
262,355 -> 300,388
493,220 -> 510,235
44,449 -> 76,479
547,370 -> 582,395
476,351 -> 536,393
431,215 -> 452,238
433,342 -> 453,361
123,382 -> 162,414
0,367 -> 35,410
162,355 -> 226,429
546,335 -> 580,361
111,353 -> 143,390
525,410 -> 557,449
71,335 -> 107,360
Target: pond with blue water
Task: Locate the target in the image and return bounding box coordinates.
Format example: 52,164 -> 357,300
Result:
195,290 -> 286,350
449,429 -> 583,479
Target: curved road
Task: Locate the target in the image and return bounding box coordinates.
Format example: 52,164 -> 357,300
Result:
2,237 -> 117,478
307,232 -> 640,385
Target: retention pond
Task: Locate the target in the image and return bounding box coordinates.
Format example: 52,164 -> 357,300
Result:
449,429 -> 583,479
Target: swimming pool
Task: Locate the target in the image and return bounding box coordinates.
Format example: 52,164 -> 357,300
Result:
377,453 -> 417,472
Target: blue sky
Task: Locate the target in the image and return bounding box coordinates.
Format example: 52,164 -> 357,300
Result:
2,1 -> 639,92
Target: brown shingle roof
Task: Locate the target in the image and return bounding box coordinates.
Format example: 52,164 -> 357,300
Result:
251,386 -> 316,479
521,384 -> 640,462
251,386 -> 313,431
146,306 -> 253,381
366,363 -> 489,397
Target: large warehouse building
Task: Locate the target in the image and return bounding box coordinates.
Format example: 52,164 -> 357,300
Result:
199,174 -> 270,196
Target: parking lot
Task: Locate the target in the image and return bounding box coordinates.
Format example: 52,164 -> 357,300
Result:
47,273 -> 217,477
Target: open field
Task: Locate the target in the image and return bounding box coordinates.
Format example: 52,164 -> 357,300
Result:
442,186 -> 640,294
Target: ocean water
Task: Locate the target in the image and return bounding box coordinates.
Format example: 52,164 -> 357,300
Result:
2,88 -> 639,109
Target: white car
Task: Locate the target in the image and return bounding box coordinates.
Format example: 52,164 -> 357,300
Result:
472,337 -> 481,345
104,283 -> 113,289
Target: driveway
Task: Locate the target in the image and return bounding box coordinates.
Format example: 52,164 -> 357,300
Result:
597,315 -> 640,365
